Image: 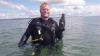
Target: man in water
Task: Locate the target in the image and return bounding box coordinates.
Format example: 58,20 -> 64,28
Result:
18,2 -> 65,50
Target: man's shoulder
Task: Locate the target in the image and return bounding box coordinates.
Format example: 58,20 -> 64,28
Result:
49,17 -> 57,24
32,17 -> 40,21
29,17 -> 40,24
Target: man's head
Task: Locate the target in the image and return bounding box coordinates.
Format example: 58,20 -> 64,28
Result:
40,2 -> 50,21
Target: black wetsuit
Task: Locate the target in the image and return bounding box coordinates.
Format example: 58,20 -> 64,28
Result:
18,17 -> 64,47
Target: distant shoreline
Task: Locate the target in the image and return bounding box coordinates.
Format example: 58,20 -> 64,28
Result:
0,18 -> 32,20
0,16 -> 100,20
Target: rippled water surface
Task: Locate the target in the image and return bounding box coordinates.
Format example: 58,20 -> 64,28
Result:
0,16 -> 100,56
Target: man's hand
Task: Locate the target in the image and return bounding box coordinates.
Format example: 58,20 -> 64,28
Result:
59,13 -> 65,31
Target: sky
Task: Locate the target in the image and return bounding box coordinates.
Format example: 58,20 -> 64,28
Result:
0,0 -> 100,19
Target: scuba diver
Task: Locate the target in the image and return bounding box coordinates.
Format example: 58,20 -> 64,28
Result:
18,2 -> 65,56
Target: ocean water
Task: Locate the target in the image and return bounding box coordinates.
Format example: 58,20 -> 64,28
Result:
0,16 -> 100,56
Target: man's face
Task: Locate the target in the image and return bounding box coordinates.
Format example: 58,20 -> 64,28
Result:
40,5 -> 50,20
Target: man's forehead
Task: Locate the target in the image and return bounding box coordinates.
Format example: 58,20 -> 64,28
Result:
40,5 -> 50,9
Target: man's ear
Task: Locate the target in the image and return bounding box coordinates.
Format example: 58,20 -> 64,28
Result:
40,9 -> 41,13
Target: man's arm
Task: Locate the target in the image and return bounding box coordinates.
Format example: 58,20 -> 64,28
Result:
18,24 -> 32,47
55,14 -> 65,40
55,23 -> 63,40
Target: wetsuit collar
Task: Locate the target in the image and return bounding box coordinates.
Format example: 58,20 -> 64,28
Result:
40,17 -> 50,22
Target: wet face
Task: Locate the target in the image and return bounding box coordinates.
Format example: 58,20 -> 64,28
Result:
40,5 -> 50,20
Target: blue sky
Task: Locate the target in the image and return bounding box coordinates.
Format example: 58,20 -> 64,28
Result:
0,0 -> 100,19
85,0 -> 100,5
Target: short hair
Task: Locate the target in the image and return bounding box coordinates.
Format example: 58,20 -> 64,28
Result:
40,2 -> 49,8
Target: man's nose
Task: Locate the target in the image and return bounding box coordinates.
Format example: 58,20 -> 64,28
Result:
44,10 -> 47,13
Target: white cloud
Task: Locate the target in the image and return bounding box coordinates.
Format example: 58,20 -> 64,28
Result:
52,0 -> 100,16
30,0 -> 66,4
31,0 -> 85,5
30,0 -> 86,16
62,0 -> 86,16
0,0 -> 34,14
0,10 -> 39,19
85,5 -> 100,16
0,13 -> 6,19
0,0 -> 100,19
51,7 -> 64,15
30,0 -> 85,6
0,0 -> 40,19
64,0 -> 85,6
0,13 -> 27,19
0,13 -> 5,16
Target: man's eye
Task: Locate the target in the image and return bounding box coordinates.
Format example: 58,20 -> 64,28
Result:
43,9 -> 49,11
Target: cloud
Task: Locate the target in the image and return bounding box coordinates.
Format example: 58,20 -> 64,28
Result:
51,7 -> 64,15
0,0 -> 34,14
0,0 -> 100,19
85,5 -> 100,16
0,13 -> 6,19
30,0 -> 65,4
0,11 -> 39,19
0,13 -> 27,19
64,0 -> 85,6
0,0 -> 40,19
30,0 -> 86,15
30,0 -> 85,5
